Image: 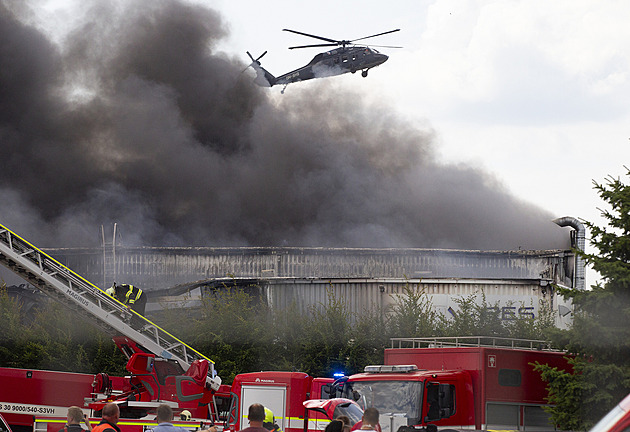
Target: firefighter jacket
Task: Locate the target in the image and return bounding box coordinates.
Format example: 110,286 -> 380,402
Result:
92,420 -> 121,432
118,284 -> 143,306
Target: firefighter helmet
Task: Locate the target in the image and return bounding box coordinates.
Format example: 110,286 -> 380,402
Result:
180,410 -> 192,421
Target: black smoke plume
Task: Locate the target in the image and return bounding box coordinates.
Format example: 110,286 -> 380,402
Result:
0,0 -> 569,250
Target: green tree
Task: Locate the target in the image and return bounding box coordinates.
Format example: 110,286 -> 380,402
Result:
538,169 -> 630,430
388,282 -> 440,337
0,285 -> 32,367
441,291 -> 505,337
183,285 -> 275,383
296,286 -> 355,377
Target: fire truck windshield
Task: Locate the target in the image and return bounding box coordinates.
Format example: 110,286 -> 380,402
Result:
343,381 -> 422,430
333,402 -> 364,426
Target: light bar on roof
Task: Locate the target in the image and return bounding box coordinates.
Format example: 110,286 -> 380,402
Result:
364,364 -> 418,373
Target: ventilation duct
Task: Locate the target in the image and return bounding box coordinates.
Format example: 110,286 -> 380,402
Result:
553,216 -> 585,290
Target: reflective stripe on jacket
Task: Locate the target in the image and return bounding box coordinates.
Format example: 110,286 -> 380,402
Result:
123,284 -> 143,305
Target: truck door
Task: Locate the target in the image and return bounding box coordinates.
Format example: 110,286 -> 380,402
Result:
240,385 -> 287,431
425,382 -> 455,421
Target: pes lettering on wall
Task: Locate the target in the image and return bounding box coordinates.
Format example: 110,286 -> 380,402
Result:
486,306 -> 535,320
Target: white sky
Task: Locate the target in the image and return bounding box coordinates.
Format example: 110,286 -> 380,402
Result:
36,0 -> 629,286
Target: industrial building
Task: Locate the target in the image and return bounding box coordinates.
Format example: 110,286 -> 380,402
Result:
2,218 -> 582,328
44,236 -> 580,327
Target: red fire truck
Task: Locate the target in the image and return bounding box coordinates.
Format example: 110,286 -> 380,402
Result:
331,336 -> 572,432
0,224 -> 223,432
225,371 -> 363,432
0,224 -> 361,432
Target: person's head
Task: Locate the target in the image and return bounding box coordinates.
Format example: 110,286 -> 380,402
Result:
325,420 -> 343,432
67,406 -> 84,425
335,416 -> 350,427
101,403 -> 120,425
106,287 -> 115,297
180,410 -> 192,421
248,404 -> 265,426
362,408 -> 379,428
156,404 -> 174,424
335,415 -> 351,432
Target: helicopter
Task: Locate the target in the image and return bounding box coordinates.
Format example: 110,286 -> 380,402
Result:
246,28 -> 400,93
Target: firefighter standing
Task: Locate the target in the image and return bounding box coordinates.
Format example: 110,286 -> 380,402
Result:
106,282 -> 147,316
263,407 -> 282,432
91,403 -> 121,432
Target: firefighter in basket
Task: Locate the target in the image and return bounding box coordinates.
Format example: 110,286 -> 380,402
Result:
106,282 -> 147,316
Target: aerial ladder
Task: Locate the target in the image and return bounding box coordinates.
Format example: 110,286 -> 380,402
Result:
0,223 -> 222,393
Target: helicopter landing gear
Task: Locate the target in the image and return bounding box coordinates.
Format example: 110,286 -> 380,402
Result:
361,70 -> 368,77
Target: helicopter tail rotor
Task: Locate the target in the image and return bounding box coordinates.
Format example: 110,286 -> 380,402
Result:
247,50 -> 267,65
244,51 -> 276,87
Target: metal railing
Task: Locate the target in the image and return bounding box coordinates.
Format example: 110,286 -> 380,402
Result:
390,336 -> 559,351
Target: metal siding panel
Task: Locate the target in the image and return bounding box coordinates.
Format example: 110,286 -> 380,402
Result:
260,279 -> 548,322
44,247 -> 574,291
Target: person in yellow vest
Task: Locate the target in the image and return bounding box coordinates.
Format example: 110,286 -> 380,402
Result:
106,282 -> 147,316
91,403 -> 120,432
263,407 -> 282,432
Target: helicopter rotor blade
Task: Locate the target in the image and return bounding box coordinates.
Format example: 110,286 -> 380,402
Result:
283,29 -> 338,44
360,44 -> 403,49
351,29 -> 400,43
288,43 -> 339,50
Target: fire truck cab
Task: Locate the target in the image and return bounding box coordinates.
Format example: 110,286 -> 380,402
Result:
227,371 -> 359,432
332,337 -> 572,432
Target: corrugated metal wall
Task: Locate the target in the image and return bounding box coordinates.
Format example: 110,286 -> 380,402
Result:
260,277 -> 573,328
45,247 -> 575,291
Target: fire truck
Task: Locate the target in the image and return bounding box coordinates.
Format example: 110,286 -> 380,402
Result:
0,224 -> 360,432
225,371 -> 363,432
329,336 -> 572,432
0,223 -> 222,432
